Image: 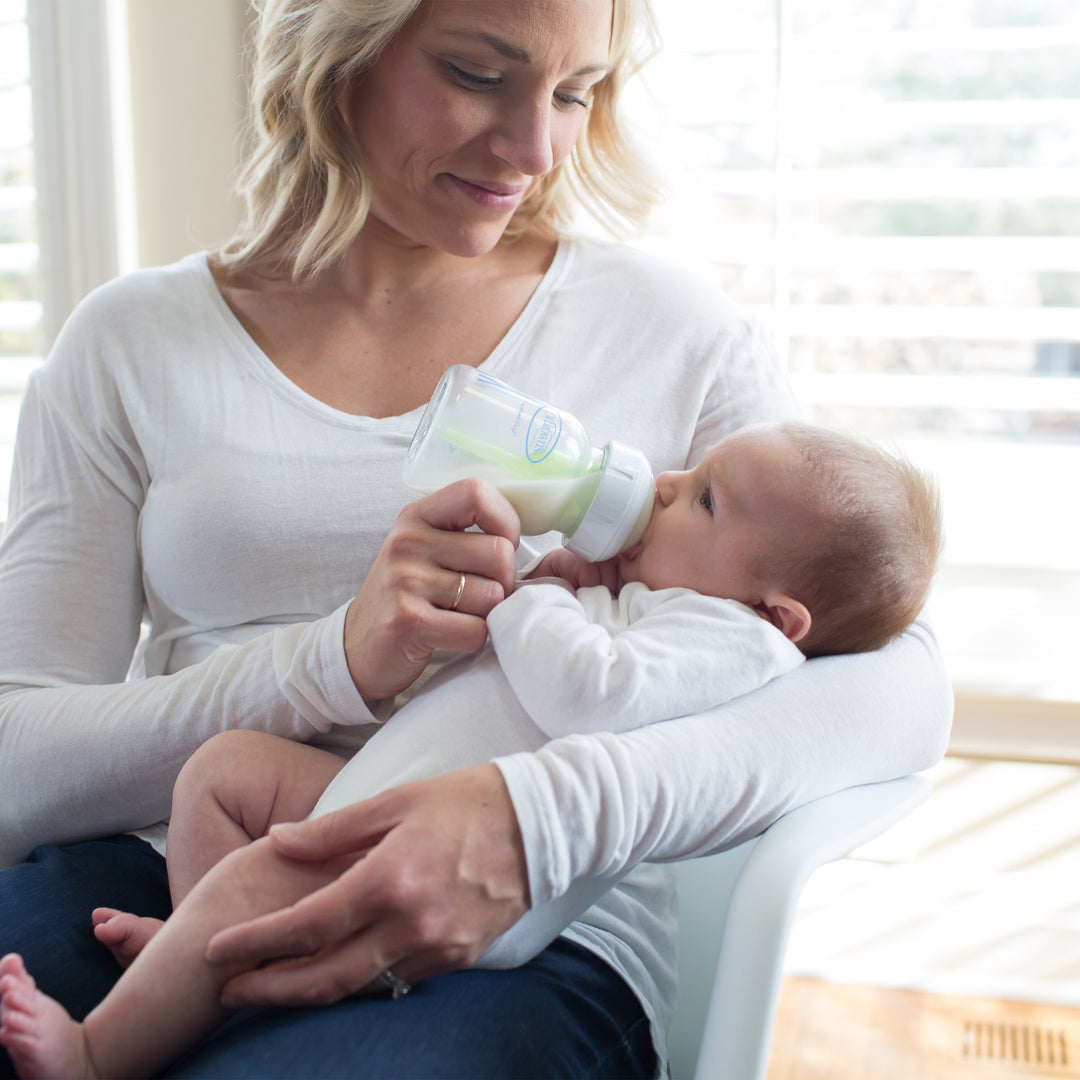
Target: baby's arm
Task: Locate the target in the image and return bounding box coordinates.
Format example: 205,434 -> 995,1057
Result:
487,583 -> 804,738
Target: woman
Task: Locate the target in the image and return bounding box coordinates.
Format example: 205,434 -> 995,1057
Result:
0,0 -> 952,1076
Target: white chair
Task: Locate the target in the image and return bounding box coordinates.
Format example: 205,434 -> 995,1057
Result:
667,773 -> 932,1080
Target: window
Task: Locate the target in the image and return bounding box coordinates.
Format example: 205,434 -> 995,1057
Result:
6,1 -> 1077,750
0,0 -> 37,525
631,0 -> 1080,747
0,0 -> 121,526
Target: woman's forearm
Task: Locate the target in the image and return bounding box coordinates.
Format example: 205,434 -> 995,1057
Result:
495,616 -> 952,907
0,608 -> 372,868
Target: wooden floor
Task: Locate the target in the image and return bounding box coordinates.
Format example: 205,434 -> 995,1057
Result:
760,759 -> 1080,1079
767,977 -> 1080,1080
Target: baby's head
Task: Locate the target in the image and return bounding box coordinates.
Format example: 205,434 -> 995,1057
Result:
617,420 -> 943,657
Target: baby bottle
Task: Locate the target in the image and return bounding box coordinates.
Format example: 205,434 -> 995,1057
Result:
403,365 -> 654,562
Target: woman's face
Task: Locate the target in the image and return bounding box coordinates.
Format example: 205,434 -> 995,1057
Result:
340,0 -> 613,257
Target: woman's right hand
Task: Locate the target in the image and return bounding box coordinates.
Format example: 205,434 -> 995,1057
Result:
343,479 -> 520,701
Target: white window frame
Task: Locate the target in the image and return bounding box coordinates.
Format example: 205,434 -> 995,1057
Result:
1,0 -> 127,528
634,1 -> 1080,761
8,0 -> 1080,760
27,0 -> 126,348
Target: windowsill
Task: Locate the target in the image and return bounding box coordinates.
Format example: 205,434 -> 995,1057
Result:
931,562 -> 1080,762
930,564 -> 1080,705
950,694 -> 1080,765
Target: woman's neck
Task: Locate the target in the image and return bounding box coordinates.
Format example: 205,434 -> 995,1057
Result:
325,225 -> 556,304
209,228 -> 560,418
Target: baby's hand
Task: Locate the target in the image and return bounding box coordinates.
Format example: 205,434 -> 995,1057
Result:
524,548 -> 619,592
516,575 -> 576,594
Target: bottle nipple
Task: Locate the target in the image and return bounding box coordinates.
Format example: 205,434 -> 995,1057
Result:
564,442 -> 654,562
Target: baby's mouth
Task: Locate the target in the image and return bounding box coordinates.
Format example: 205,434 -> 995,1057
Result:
620,541 -> 643,561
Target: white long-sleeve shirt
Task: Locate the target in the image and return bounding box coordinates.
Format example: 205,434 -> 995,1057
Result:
489,582 -> 806,737
0,241 -> 952,1071
309,581 -> 804,974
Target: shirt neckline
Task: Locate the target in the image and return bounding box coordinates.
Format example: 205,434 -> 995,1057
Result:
189,241 -> 576,429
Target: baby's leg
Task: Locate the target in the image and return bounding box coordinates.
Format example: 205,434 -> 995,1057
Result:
94,732 -> 345,971
166,730 -> 347,901
1,953 -> 92,1080
89,907 -> 162,971
4,833 -> 364,1080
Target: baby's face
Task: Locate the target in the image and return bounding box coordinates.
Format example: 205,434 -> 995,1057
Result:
617,424 -> 814,606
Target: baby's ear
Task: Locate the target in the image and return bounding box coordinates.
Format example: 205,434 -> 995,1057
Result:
756,591 -> 811,644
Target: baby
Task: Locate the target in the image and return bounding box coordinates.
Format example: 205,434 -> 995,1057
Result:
0,420 -> 943,1080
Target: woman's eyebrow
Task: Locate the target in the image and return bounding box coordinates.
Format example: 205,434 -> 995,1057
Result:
444,30 -> 608,76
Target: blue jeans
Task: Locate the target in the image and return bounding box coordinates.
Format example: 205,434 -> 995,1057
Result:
0,837 -> 656,1079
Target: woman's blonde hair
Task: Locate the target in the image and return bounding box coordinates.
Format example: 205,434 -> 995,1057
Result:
219,0 -> 663,281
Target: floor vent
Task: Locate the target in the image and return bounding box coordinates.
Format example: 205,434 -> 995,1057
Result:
963,1020 -> 1070,1069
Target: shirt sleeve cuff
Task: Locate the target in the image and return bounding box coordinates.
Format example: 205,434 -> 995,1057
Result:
272,601 -> 384,731
493,750 -> 573,907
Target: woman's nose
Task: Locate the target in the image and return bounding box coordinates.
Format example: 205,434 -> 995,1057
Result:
488,97 -> 555,178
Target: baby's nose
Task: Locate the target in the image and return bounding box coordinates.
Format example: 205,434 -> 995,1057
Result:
655,471 -> 679,506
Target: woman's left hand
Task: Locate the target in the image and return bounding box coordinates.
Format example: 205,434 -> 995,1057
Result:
204,764 -> 529,1006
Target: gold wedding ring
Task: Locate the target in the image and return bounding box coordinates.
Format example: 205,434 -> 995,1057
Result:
450,571 -> 466,611
372,968 -> 412,1000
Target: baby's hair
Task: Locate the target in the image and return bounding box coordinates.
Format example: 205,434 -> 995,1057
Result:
764,421 -> 943,657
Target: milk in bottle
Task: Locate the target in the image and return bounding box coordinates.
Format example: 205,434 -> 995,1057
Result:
403,366 -> 653,562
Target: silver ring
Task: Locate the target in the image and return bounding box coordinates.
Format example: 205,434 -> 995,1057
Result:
449,571 -> 466,611
372,968 -> 412,999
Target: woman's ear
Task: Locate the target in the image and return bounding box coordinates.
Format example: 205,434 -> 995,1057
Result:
756,591 -> 811,644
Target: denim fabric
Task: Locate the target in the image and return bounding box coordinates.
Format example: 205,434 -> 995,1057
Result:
0,836 -> 172,1021
0,836 -> 655,1080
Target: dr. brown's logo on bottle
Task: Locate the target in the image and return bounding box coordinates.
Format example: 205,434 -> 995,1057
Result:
526,407 -> 562,463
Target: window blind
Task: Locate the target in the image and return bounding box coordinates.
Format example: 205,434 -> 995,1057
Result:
632,0 -> 1080,719
0,0 -> 39,525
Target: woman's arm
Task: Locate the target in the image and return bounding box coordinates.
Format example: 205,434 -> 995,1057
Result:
498,615 -> 953,905
0,351 -> 389,866
0,353 -> 518,867
197,615 -> 948,1010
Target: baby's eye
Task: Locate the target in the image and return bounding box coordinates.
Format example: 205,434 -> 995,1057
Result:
698,490 -> 713,513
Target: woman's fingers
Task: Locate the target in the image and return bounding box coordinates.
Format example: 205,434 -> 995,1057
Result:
343,480 -> 521,700
218,933 -> 467,1008
206,767 -> 530,1010
265,796 -> 396,863
207,858 -> 371,968
416,477 -> 521,548
218,937 -> 383,1008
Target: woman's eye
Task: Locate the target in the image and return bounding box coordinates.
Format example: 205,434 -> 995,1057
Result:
698,490 -> 713,513
555,90 -> 590,111
444,61 -> 501,90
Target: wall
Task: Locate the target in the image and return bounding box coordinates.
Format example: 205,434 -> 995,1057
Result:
124,0 -> 251,268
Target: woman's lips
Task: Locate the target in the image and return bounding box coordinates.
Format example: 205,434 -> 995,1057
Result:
447,175 -> 528,212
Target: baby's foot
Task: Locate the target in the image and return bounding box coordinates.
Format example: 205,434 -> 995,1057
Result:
0,953 -> 96,1080
91,908 -> 165,970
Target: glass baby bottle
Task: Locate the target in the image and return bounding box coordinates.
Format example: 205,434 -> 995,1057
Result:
402,365 -> 654,562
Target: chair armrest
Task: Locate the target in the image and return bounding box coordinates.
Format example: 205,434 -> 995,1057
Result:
685,773 -> 932,1080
